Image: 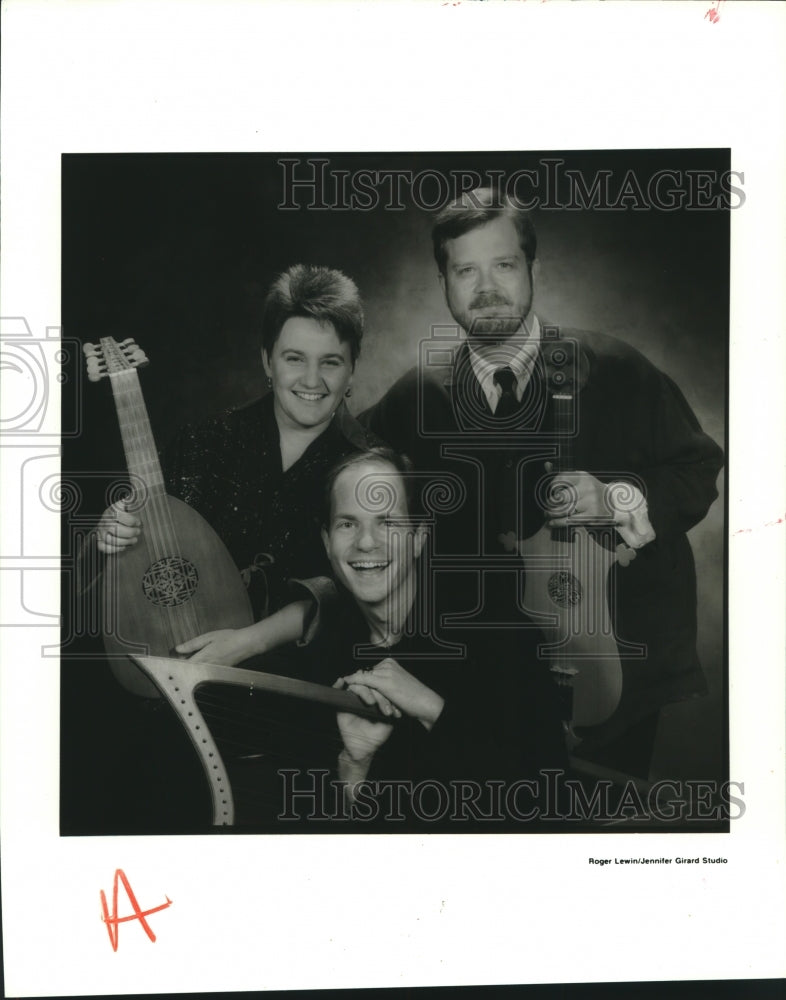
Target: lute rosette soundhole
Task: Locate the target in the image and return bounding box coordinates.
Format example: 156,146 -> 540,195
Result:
547,570 -> 583,608
142,556 -> 199,607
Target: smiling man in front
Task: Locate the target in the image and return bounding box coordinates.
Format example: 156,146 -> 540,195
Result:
278,447 -> 567,827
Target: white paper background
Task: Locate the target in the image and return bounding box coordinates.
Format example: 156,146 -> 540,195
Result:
1,0 -> 784,994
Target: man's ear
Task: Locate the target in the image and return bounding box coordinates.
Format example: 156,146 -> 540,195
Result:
321,526 -> 330,556
438,270 -> 446,299
531,258 -> 541,287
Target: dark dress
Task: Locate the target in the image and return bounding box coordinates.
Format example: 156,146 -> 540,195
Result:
163,392 -> 377,618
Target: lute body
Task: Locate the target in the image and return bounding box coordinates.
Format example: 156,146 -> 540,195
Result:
102,495 -> 255,696
518,338 -> 625,729
518,519 -> 623,727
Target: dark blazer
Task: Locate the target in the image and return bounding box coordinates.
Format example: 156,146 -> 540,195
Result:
360,328 -> 724,745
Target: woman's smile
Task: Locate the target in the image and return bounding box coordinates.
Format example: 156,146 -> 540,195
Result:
264,316 -> 354,433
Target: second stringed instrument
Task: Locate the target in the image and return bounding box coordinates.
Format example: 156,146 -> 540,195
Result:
130,654 -> 393,825
515,338 -> 639,729
85,336 -> 255,697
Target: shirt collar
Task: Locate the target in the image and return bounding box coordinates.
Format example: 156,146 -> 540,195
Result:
467,314 -> 542,409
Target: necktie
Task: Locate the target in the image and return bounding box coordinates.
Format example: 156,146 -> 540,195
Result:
493,366 -> 519,418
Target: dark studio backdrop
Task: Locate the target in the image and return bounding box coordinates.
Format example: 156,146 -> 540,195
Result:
60,151 -> 728,831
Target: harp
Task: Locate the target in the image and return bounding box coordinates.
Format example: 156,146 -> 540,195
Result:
131,655 -> 388,826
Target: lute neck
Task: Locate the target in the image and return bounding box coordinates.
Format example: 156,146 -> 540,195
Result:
552,392 -> 575,474
107,368 -> 166,498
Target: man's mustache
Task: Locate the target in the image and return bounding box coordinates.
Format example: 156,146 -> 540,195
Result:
469,292 -> 512,309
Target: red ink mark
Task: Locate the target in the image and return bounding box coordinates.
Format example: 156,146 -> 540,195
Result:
100,869 -> 172,952
705,0 -> 724,23
733,514 -> 785,536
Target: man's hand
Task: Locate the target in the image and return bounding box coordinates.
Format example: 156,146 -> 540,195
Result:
543,462 -> 655,547
175,628 -> 257,665
340,658 -> 445,731
543,467 -> 611,525
334,678 -> 395,775
95,499 -> 141,554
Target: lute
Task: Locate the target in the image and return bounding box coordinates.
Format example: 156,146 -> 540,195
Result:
85,336 -> 255,697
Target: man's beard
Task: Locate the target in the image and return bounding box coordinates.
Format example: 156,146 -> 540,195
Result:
466,314 -> 526,341
464,293 -> 527,342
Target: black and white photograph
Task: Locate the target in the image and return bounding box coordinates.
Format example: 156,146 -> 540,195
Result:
60,150 -> 730,836
1,1 -> 784,995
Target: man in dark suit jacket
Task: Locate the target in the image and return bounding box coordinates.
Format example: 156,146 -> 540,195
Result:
361,188 -> 724,779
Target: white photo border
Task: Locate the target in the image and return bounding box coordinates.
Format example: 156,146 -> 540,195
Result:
1,0 -> 784,994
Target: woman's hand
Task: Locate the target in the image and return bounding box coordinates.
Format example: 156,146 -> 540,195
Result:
175,605 -> 312,664
175,628 -> 257,665
340,658 -> 445,731
95,499 -> 141,554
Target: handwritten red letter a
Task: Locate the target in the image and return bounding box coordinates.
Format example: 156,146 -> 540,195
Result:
100,869 -> 172,952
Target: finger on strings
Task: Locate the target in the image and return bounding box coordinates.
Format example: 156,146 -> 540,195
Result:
188,648 -> 218,663
547,517 -> 571,528
100,536 -> 132,553
100,521 -> 139,545
175,633 -> 211,654
111,498 -> 141,528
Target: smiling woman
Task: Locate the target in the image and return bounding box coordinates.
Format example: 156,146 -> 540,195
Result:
261,264 -> 362,445
94,264 -> 381,666
263,316 -> 354,454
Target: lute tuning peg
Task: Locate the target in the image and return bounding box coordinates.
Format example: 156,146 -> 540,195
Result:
86,356 -> 105,382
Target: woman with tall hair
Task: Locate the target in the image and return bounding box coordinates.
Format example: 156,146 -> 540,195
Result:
95,263 -> 379,666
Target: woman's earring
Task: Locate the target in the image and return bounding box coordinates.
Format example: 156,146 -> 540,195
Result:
345,386 -> 352,398
266,375 -> 273,389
